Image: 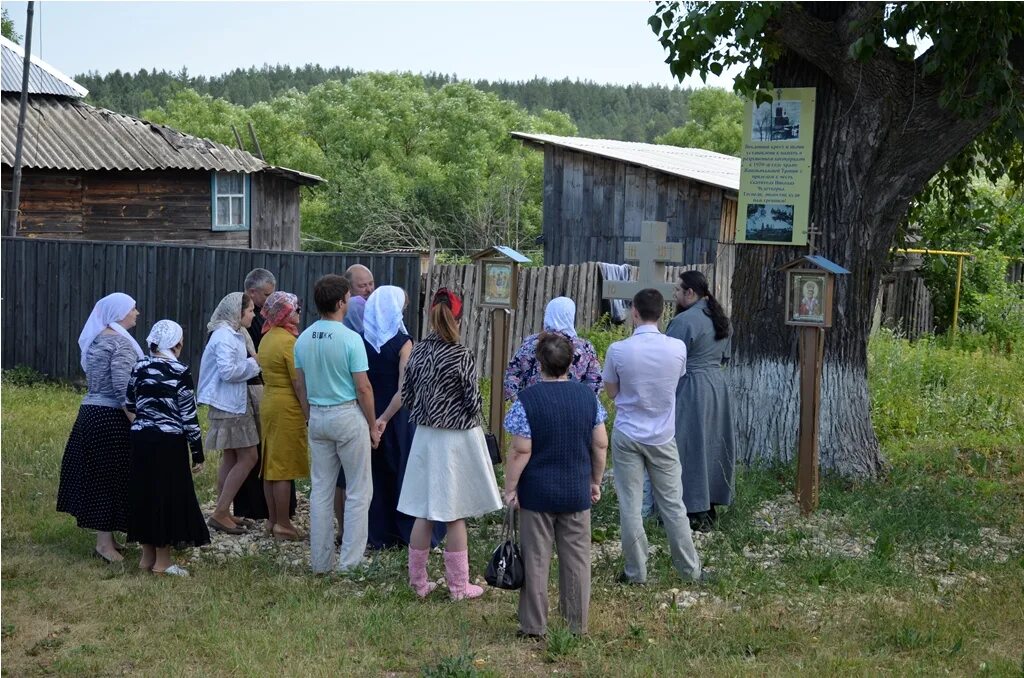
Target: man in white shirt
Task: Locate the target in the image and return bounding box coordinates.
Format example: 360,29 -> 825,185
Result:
602,288 -> 703,584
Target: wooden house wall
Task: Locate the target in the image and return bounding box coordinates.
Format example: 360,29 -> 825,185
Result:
542,147 -> 727,267
251,172 -> 302,251
9,169 -> 306,250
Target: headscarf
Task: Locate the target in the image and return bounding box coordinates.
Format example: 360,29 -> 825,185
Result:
78,292 -> 144,371
363,286 -> 409,353
432,287 -> 463,319
543,297 -> 578,337
147,319 -> 183,361
344,295 -> 367,334
207,292 -> 257,356
261,291 -> 301,337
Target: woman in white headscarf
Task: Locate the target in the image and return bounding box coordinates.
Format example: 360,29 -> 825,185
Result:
126,320 -> 209,576
196,292 -> 261,535
363,286 -> 446,550
57,292 -> 143,563
503,297 -> 603,401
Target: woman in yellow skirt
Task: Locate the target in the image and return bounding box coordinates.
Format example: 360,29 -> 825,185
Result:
257,291 -> 310,540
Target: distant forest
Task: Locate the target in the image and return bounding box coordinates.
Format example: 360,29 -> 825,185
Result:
74,64 -> 694,142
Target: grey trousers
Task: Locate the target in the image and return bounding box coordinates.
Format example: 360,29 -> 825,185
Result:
518,508 -> 592,636
611,429 -> 701,583
308,402 -> 372,573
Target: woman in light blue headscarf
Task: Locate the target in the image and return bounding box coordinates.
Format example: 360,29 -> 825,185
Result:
362,286 -> 445,549
344,295 -> 367,334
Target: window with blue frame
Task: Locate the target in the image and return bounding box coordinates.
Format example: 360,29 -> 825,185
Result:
211,172 -> 250,231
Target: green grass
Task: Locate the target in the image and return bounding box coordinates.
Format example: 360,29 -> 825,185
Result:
3,333 -> 1024,676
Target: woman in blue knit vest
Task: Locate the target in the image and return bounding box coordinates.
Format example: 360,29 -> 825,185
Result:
503,333 -> 609,638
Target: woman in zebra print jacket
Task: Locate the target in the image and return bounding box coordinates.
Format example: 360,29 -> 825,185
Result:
397,289 -> 502,600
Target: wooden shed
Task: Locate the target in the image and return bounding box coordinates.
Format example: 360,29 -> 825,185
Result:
0,37 -> 322,250
511,131 -> 740,268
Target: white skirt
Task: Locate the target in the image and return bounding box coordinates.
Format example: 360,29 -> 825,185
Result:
398,425 -> 502,523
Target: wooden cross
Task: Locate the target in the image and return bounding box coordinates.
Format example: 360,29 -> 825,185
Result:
602,221 -> 682,300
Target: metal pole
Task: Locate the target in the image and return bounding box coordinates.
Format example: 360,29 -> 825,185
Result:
7,1 -> 35,237
951,254 -> 964,336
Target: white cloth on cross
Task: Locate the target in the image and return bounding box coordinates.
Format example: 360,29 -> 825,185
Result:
598,263 -> 635,323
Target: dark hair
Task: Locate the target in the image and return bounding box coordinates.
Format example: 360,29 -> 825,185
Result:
632,288 -> 665,323
313,275 -> 350,315
535,332 -> 573,377
678,270 -> 731,340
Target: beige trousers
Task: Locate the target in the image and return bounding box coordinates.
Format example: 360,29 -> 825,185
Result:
518,508 -> 592,636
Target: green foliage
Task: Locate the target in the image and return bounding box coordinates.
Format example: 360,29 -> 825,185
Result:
2,366 -> 51,387
652,2 -> 1024,226
911,178 -> 1024,340
655,87 -> 743,155
77,65 -> 695,143
868,329 -> 1024,447
143,75 -> 576,252
1,8 -> 20,43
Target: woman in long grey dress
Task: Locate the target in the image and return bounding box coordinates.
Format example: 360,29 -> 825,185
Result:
667,270 -> 736,532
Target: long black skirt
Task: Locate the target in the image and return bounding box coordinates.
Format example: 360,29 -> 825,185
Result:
56,404 -> 131,533
126,429 -> 210,548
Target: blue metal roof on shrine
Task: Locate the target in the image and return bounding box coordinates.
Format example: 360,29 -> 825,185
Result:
804,255 -> 851,274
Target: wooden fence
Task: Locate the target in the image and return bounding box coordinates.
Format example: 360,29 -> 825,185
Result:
422,259 -> 730,374
1,237 -> 421,382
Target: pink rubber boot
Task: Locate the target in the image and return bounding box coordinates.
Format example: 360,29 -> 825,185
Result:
408,548 -> 437,598
443,550 -> 484,600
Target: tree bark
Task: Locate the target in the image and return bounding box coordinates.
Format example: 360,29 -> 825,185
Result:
730,2 -> 1000,476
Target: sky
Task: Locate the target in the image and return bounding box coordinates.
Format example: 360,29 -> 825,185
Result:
3,0 -> 740,89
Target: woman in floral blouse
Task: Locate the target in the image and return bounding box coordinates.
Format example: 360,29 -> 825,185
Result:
503,297 -> 602,401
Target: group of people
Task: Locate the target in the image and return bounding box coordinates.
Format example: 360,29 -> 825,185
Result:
499,273 -> 735,636
56,261 -> 735,638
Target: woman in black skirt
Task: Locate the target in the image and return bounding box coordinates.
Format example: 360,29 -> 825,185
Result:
126,320 -> 210,576
57,292 -> 144,563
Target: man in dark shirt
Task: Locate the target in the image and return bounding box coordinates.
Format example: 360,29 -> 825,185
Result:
244,268 -> 277,350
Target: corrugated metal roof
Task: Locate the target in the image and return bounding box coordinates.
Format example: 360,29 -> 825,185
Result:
1,36 -> 88,98
1,95 -> 323,184
511,131 -> 740,191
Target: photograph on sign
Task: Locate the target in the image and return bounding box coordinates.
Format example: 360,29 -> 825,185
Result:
483,261 -> 513,306
744,203 -> 794,243
791,273 -> 826,323
737,87 -> 815,247
752,99 -> 802,141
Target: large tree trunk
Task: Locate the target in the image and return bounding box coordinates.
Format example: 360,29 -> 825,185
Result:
730,3 -> 1000,476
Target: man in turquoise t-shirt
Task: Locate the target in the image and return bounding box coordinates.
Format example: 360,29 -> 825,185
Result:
295,274 -> 380,573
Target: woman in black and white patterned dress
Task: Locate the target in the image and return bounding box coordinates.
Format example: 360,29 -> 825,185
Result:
57,292 -> 144,563
397,288 -> 501,600
126,320 -> 210,576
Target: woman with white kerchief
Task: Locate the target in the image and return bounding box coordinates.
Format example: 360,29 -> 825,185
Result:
197,292 -> 261,535
503,297 -> 603,401
57,292 -> 144,563
363,286 -> 445,549
126,320 -> 210,576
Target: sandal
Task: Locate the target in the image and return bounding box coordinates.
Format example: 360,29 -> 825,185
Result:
232,517 -> 256,528
207,517 -> 245,535
272,525 -> 304,541
152,564 -> 189,577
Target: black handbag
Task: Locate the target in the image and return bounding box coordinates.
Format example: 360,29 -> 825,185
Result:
485,506 -> 525,590
484,431 -> 502,465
